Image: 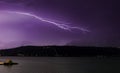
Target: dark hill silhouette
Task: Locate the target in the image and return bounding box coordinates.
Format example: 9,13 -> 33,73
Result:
0,46 -> 120,57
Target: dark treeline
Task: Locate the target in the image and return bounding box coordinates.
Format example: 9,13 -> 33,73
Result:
0,46 -> 120,57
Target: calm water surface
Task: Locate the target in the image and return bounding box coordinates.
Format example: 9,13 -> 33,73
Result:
0,57 -> 120,73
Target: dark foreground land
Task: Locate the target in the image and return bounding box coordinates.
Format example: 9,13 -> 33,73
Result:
0,46 -> 120,57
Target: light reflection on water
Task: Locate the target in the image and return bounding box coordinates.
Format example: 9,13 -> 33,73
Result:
0,57 -> 120,73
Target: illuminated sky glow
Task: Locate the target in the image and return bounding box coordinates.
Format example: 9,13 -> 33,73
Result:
0,0 -> 119,49
0,10 -> 89,49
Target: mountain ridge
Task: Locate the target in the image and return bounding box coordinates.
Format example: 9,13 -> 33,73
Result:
0,46 -> 119,57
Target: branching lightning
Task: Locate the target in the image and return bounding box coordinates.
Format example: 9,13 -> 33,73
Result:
2,11 -> 90,32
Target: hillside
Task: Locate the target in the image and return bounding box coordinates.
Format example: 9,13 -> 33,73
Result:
0,46 -> 120,57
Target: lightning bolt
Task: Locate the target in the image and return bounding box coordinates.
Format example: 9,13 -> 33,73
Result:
2,11 -> 90,32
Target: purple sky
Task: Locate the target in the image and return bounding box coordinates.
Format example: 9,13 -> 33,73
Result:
0,0 -> 119,49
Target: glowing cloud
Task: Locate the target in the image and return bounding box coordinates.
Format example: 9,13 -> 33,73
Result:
2,11 -> 90,32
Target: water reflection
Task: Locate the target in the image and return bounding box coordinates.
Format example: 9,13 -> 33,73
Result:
0,57 -> 119,73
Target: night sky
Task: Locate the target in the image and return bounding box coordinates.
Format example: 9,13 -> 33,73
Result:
0,0 -> 119,49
